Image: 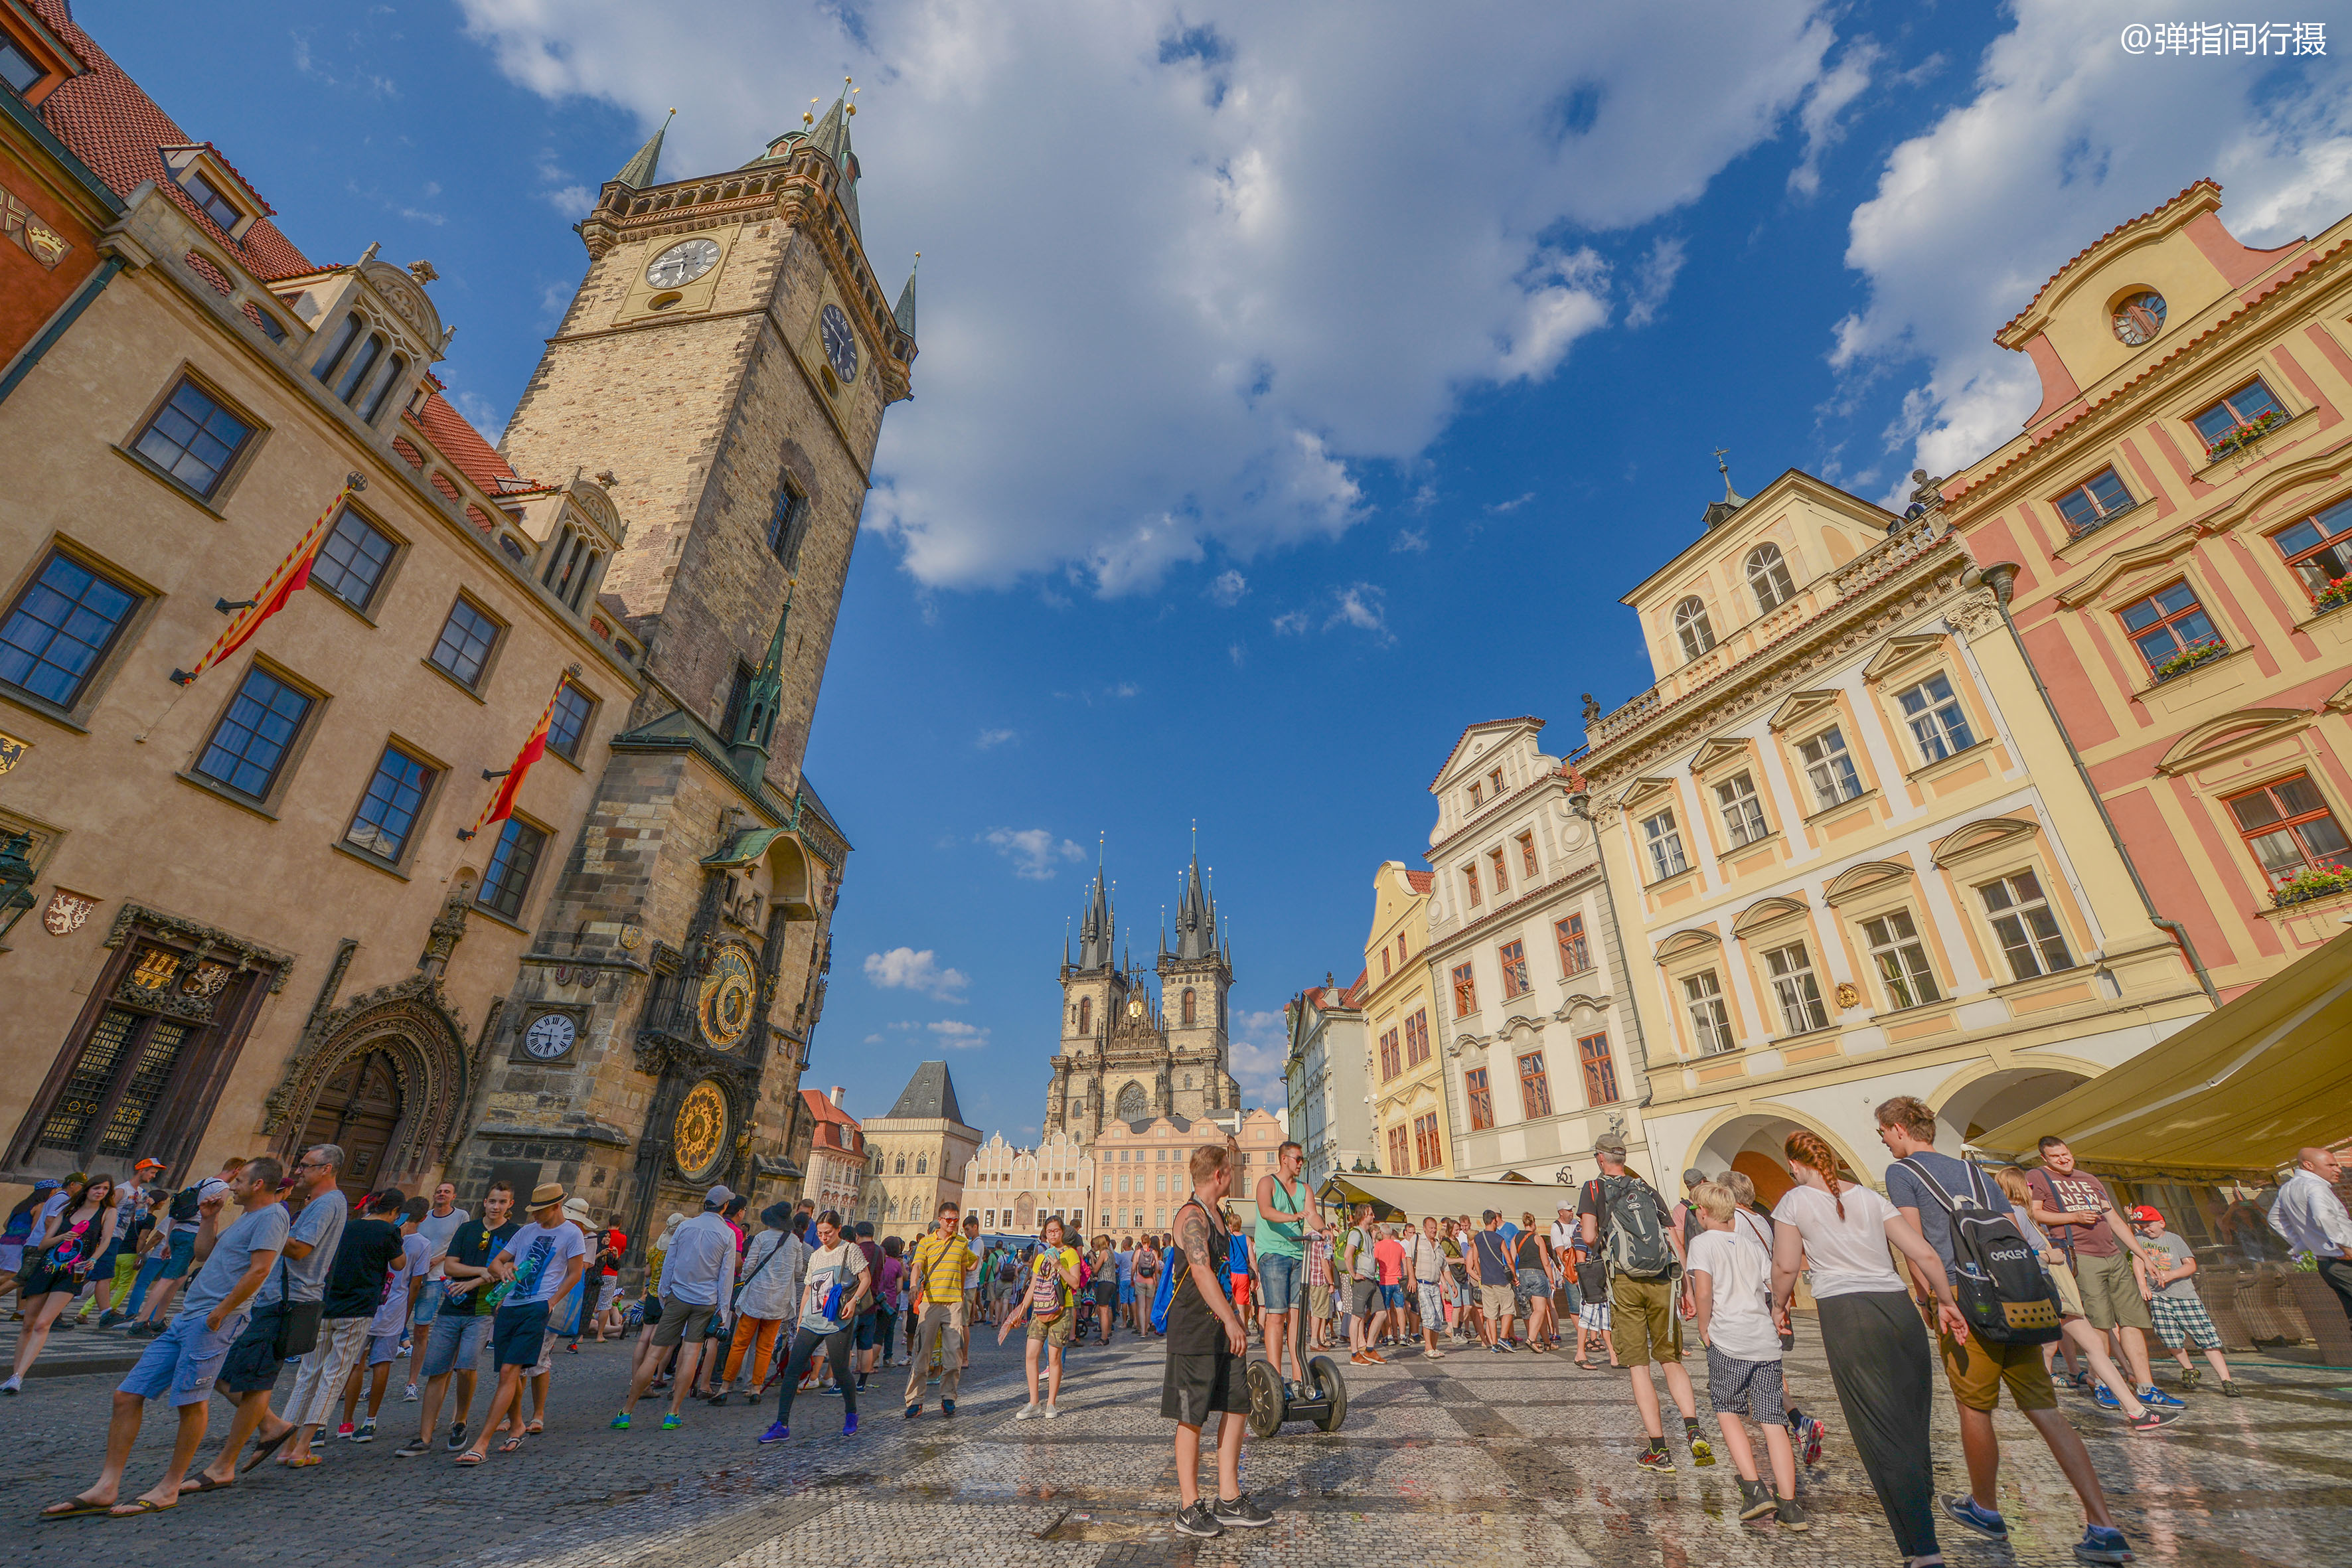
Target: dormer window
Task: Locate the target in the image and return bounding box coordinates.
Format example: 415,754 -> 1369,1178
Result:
160,147 -> 266,240
0,13 -> 77,108
1673,596 -> 1715,661
0,37 -> 41,95
1746,544 -> 1795,611
187,172 -> 243,233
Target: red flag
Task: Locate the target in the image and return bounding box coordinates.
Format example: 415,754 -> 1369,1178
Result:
171,474 -> 364,686
460,671 -> 569,840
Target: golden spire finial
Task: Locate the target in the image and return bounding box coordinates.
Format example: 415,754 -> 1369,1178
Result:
846,77 -> 858,117
804,96 -> 817,127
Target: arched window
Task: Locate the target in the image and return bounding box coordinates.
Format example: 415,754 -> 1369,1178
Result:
894,1153 -> 905,1174
915,1154 -> 927,1174
1077,997 -> 1091,1034
362,354 -> 409,424
335,332 -> 386,406
1673,595 -> 1715,661
1116,1082 -> 1149,1122
1181,988 -> 1196,1025
1746,544 -> 1796,612
1182,1073 -> 1192,1089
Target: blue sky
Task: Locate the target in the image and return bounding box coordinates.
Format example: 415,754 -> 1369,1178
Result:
88,1 -> 2352,1140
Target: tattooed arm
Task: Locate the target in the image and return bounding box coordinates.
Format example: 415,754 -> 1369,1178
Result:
1179,1202 -> 1245,1356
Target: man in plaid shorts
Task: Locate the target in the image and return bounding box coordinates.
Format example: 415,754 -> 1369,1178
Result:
2130,1206 -> 2238,1395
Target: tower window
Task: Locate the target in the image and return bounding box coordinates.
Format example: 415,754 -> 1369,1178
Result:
718,660 -> 754,740
768,479 -> 811,569
1077,997 -> 1091,1034
1746,544 -> 1795,611
1181,988 -> 1196,1026
1674,596 -> 1715,661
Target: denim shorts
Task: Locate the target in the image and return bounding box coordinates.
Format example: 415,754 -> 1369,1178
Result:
1257,1251 -> 1304,1313
1378,1283 -> 1407,1311
412,1280 -> 443,1326
491,1301 -> 550,1368
422,1311 -> 489,1377
160,1229 -> 197,1281
367,1330 -> 404,1366
119,1311 -> 243,1407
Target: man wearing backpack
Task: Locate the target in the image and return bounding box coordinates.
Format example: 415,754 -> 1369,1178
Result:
1875,1097 -> 2139,1566
1579,1137 -> 1709,1472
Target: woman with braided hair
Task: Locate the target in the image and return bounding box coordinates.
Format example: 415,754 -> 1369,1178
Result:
1768,1130 -> 1966,1568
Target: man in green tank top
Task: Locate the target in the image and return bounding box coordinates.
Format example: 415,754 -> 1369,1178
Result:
1252,1140 -> 1319,1393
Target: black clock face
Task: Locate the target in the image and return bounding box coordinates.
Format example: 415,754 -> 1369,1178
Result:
819,303 -> 858,384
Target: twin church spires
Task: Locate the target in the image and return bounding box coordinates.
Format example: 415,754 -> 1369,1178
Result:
1066,840 -> 1228,973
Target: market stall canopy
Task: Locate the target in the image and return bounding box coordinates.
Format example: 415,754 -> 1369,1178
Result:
1976,925 -> 2352,1180
1318,1172 -> 1586,1223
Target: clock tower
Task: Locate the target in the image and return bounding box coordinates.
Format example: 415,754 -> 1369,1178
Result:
463,93 -> 915,1254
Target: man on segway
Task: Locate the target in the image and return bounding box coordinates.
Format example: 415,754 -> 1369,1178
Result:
1163,1141 -> 1275,1539
1251,1140 -> 1318,1397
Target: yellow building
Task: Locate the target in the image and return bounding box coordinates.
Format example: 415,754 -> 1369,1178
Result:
1362,862 -> 1448,1177
1579,467 -> 2211,1199
860,1061 -> 980,1245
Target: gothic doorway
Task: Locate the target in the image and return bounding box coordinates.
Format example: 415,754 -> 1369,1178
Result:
301,1050 -> 402,1201
1015,1192 -> 1035,1230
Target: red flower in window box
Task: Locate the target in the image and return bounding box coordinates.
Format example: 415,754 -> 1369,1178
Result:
2273,861 -> 2352,909
2151,637 -> 2227,682
2203,406 -> 2286,460
2312,576 -> 2352,614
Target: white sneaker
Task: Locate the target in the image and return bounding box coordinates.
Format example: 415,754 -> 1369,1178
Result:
1014,1401 -> 1040,1421
402,1383 -> 420,1402
1042,1403 -> 1061,1419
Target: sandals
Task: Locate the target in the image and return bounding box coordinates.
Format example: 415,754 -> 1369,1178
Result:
175,1476 -> 232,1497
497,1435 -> 524,1453
524,1420 -> 544,1435
240,1428 -> 294,1473
108,1499 -> 175,1517
39,1499 -> 111,1521
454,1451 -> 487,1466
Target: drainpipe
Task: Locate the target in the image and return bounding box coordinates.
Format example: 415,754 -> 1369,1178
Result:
1966,562 -> 2221,1008
0,256 -> 125,406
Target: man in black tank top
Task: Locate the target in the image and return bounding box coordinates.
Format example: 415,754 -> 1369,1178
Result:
1162,1141 -> 1274,1539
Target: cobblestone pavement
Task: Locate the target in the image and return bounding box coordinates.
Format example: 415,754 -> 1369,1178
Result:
1,1320 -> 2348,1567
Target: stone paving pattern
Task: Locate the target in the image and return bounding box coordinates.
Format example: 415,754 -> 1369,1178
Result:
1,1318 -> 2347,1566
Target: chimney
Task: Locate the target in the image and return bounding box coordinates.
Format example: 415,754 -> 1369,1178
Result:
830,1085 -> 845,1105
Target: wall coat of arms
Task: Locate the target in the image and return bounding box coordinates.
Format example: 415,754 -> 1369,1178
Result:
43,890 -> 98,936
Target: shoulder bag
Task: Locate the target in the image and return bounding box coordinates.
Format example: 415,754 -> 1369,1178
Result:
273,1256 -> 323,1360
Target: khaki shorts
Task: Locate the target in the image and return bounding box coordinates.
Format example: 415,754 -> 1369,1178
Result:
1307,1281 -> 1332,1320
1027,1307 -> 1074,1347
1479,1283 -> 1517,1320
1938,1322 -> 2057,1412
1608,1273 -> 1681,1368
2074,1250 -> 2152,1333
2047,1256 -> 2085,1319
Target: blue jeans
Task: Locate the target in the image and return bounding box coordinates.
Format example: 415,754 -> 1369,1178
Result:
1257,1251 -> 1304,1313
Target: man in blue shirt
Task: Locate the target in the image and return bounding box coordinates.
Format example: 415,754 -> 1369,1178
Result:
42,1158 -> 285,1518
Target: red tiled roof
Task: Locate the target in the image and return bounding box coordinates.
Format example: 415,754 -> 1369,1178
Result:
800,1089 -> 860,1128
1998,181 -> 2219,341
27,0 -> 314,279
408,390 -> 521,493
1404,870 -> 1433,895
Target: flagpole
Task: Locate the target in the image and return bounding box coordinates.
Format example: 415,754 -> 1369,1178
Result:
460,665 -> 578,841
170,472 -> 366,686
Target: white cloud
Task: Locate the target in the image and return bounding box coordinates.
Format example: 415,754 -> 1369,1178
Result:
1208,569 -> 1247,605
1788,37 -> 1880,198
1270,581 -> 1390,642
1486,492 -> 1537,514
982,827 -> 1089,880
1831,1 -> 2352,497
1390,527 -> 1428,553
1622,235 -> 1686,327
862,947 -> 970,1001
1228,1007 -> 1289,1109
455,0 -> 1844,593
975,727 -> 1018,749
927,1019 -> 990,1049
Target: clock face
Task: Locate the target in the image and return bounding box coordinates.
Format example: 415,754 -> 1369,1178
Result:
523,1013 -> 576,1060
646,238 -> 720,291
698,945 -> 757,1050
819,303 -> 859,384
672,1080 -> 729,1183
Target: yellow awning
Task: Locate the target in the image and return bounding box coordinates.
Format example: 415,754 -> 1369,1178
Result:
1316,1172 -> 1584,1224
1975,925 -> 2352,1180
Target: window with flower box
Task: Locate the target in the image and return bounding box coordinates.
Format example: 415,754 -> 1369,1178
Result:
1555,912 -> 1590,976
1464,1067 -> 1494,1131
1498,939 -> 1530,1000
2118,581 -> 2223,681
2053,468 -> 2136,536
2270,496 -> 2352,614
2226,773 -> 2350,897
2191,378 -> 2288,459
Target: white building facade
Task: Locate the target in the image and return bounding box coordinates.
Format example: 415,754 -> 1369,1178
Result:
1284,979 -> 1371,1189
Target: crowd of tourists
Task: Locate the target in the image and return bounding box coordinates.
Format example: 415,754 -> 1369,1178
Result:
3,1125 -> 2346,1556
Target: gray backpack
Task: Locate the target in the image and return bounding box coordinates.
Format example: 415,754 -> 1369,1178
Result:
1597,1174 -> 1673,1279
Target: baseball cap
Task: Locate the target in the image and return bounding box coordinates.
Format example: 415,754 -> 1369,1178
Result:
133,1158 -> 165,1173
2128,1204 -> 2163,1224
1595,1135 -> 1628,1158
704,1184 -> 733,1208
1683,1167 -> 1707,1187
31,1178 -> 60,1193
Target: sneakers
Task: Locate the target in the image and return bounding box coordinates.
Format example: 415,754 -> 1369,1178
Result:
1636,1441 -> 1676,1473
904,1403 -> 921,1420
96,1309 -> 123,1328
1494,1340 -> 1516,1352
1173,1502 -> 1224,1539
1014,1401 -> 1040,1420
394,1437 -> 433,1458
942,1399 -> 956,1416
706,1391 -> 728,1407
661,1413 -> 683,1429
1774,1496 -> 1810,1532
2139,1385 -> 2185,1409
336,1422 -> 355,1439
609,1413 -> 631,1430
2126,1408 -> 2180,1434
757,1421 -> 789,1445
2221,1379 -> 2242,1397
1798,1413 -> 1826,1466
1042,1403 -> 1061,1419
2076,1525 -> 2135,1564
1362,1349 -> 1388,1364
353,1418 -> 376,1443
447,1422 -> 467,1450
2092,1384 -> 2122,1411
1,1376 -> 21,1396
1737,1478 -> 1776,1522
2177,1365 -> 2201,1388
402,1383 -> 419,1402
1350,1352 -> 1373,1366
1686,1426 -> 1715,1466
1943,1495 -> 2009,1541
1212,1493 -> 1275,1528
842,1412 -> 858,1436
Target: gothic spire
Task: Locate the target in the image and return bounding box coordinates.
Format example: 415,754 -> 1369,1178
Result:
894,254 -> 918,337
613,108 -> 673,189
1174,842 -> 1219,961
728,582 -> 793,781
1076,859 -> 1114,971
809,80 -> 864,242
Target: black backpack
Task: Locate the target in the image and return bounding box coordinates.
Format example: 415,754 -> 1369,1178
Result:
1897,1156 -> 2062,1346
167,1185 -> 201,1225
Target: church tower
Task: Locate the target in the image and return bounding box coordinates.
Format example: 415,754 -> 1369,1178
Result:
1047,866 -> 1132,1141
1160,849 -> 1237,1116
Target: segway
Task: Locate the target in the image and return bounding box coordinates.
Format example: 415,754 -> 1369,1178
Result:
1243,1290 -> 1346,1437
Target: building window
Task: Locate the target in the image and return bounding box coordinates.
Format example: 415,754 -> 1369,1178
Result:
1555,913 -> 1589,975
1077,997 -> 1091,1034
1461,863 -> 1481,907
2226,773 -> 2349,889
2272,496 -> 2352,606
1517,1050 -> 1552,1119
1488,767 -> 1505,796
311,508 -> 396,612
1799,727 -> 1862,809
1763,941 -> 1829,1034
132,378 -> 254,499
1979,870 -> 2076,980
343,744 -> 435,862
1387,1124 -> 1410,1174
1517,832 -> 1539,880
1395,933 -> 1408,965
34,1008 -> 200,1163
1862,909 -> 1941,1010
1746,544 -> 1795,611
1578,1032 -> 1620,1105
1641,809 -> 1687,881
1180,988 -> 1196,1026
1897,673 -> 1976,762
1378,1028 -> 1401,1081
767,480 -> 811,568
1464,1067 -> 1494,1131
185,170 -> 247,232
1466,782 -> 1482,810
428,597 -> 501,688
1498,939 -> 1530,1000
1413,1112 -> 1441,1170
1451,962 -> 1477,1018
313,316 -> 363,386
1674,595 -> 1715,661
479,818 -> 548,919
546,681 -> 594,763
2053,467 -> 2135,535
333,332 -> 388,407
1404,1008 -> 1429,1065
0,552 -> 139,710
1380,948 -> 1391,978
1488,846 -> 1509,897
193,666 -> 312,801
1715,772 -> 1768,846
0,36 -> 44,95
2119,581 -> 2221,679
362,356 -> 410,424
2191,377 -> 2288,457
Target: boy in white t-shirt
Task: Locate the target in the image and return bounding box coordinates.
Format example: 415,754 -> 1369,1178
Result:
1686,1182 -> 1808,1532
